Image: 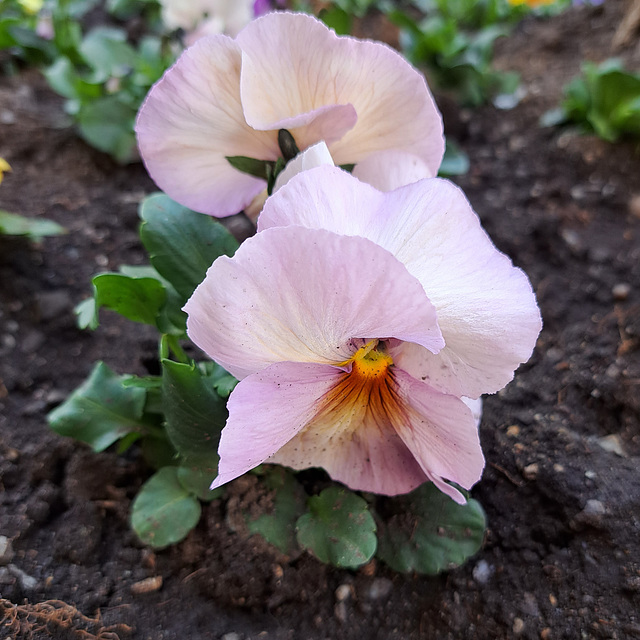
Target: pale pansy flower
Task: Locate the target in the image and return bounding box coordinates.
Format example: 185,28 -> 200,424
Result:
159,0 -> 254,40
184,169 -> 542,502
136,12 -> 444,218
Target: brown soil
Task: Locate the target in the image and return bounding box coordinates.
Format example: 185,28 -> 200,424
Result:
1,2 -> 639,639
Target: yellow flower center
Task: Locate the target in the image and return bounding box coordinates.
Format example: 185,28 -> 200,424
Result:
349,339 -> 393,380
311,340 -> 400,434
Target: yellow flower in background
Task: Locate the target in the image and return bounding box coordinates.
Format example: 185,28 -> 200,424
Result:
0,158 -> 11,185
508,0 -> 555,5
17,0 -> 43,14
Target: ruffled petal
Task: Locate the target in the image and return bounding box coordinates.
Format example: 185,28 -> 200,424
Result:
261,167 -> 542,398
373,179 -> 542,398
212,362 -> 341,488
184,225 -> 443,380
390,369 -> 485,504
237,12 -> 444,172
352,149 -> 435,191
136,35 -> 279,217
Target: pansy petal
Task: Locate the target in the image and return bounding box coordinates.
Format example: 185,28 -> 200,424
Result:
369,179 -> 542,398
390,369 -> 485,505
237,12 -> 444,171
352,149 -> 435,191
269,381 -> 429,497
462,396 -> 483,428
136,35 -> 279,217
273,141 -> 335,193
184,226 -> 443,380
258,165 -> 382,235
212,362 -> 341,489
262,167 -> 542,398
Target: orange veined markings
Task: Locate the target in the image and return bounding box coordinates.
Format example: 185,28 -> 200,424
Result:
316,340 -> 406,432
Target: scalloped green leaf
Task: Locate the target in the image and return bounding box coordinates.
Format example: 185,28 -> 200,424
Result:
131,466 -> 201,548
376,483 -> 486,574
246,467 -> 306,553
296,487 -> 377,568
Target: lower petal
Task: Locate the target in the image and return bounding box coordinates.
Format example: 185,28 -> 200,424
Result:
212,362 -> 342,488
390,369 -> 485,504
269,403 -> 429,497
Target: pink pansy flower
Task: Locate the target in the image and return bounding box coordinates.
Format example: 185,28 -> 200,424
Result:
136,11 -> 444,218
184,171 -> 542,502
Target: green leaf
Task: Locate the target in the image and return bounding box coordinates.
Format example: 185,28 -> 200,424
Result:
296,487 -> 377,568
119,264 -> 187,335
79,27 -> 136,80
225,155 -> 273,180
0,210 -> 66,240
91,272 -> 167,326
319,6 -> 352,35
141,435 -> 178,470
47,361 -> 148,452
438,140 -> 469,177
376,483 -> 486,574
75,297 -> 99,330
131,466 -> 202,548
139,194 -> 239,300
161,359 -> 227,469
177,465 -> 222,502
77,95 -> 138,163
246,467 -> 307,553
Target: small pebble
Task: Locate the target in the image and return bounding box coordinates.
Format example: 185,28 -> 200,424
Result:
506,425 -> 520,437
612,283 -> 631,301
553,464 -> 564,473
221,633 -> 241,640
629,194 -> 640,219
0,536 -> 14,566
8,565 -> 37,591
472,559 -> 494,585
583,499 -> 605,516
513,617 -> 525,634
130,575 -> 163,595
523,463 -> 539,480
335,583 -> 353,602
366,577 -> 393,600
597,434 -> 626,457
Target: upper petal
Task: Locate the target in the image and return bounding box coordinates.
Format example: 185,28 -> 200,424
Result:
184,225 -> 443,380
236,12 -> 444,171
261,166 -> 542,398
372,179 -> 542,398
136,35 -> 279,217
